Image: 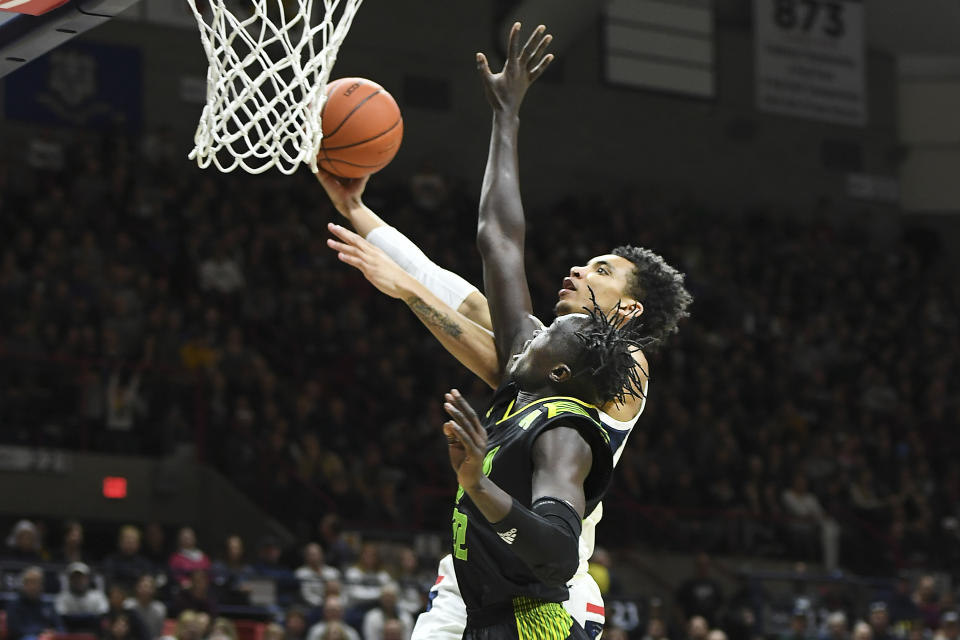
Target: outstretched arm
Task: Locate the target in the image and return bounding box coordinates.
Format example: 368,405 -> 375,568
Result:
326,223 -> 500,387
317,169 -> 494,327
444,389 -> 589,586
475,23 -> 554,370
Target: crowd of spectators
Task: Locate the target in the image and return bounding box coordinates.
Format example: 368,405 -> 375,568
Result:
1,519 -> 432,640
3,519 -> 958,640
1,127 -> 959,578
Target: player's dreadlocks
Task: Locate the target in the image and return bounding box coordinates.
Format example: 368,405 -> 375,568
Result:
611,245 -> 692,352
573,289 -> 652,406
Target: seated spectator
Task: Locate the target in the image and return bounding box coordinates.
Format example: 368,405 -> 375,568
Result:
124,574 -> 167,640
143,523 -> 168,573
284,606 -> 309,640
103,584 -> 150,640
169,527 -> 211,588
6,566 -> 64,640
936,612 -> 959,640
343,543 -> 391,610
54,520 -> 86,564
643,618 -> 670,640
781,607 -> 813,640
687,616 -> 709,640
849,469 -> 888,524
103,526 -> 153,591
393,547 -> 429,618
708,631 -> 728,640
262,624 -> 284,640
101,611 -> 136,640
56,562 -> 109,616
675,554 -> 724,626
323,579 -> 346,609
782,473 -> 841,571
172,570 -> 216,616
252,536 -> 291,579
607,629 -> 631,640
867,602 -> 895,640
4,521 -> 43,563
306,596 -> 360,640
588,547 -> 614,597
853,622 -> 873,640
821,612 -> 849,640
211,535 -> 252,605
252,536 -> 297,605
163,610 -> 203,640
295,543 -> 341,608
888,577 -> 921,627
318,515 -> 354,570
913,576 -> 943,630
314,622 -> 353,640
193,612 -> 212,639
362,583 -> 412,640
208,617 -> 238,640
381,619 -> 405,640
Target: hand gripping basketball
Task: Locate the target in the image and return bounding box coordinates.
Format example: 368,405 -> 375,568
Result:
476,22 -> 554,115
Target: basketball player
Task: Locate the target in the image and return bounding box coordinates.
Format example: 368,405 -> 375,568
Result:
437,300 -> 644,639
322,22 -> 692,640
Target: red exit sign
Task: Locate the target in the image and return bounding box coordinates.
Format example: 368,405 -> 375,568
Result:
102,477 -> 127,499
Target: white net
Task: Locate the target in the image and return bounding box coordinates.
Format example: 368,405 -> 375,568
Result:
186,0 -> 363,174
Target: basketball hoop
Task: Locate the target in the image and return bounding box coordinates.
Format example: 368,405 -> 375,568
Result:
186,0 -> 363,175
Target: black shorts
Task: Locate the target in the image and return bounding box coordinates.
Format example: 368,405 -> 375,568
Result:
464,597 -> 592,640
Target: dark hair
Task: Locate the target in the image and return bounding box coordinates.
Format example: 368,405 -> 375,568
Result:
574,294 -> 652,405
610,245 -> 692,351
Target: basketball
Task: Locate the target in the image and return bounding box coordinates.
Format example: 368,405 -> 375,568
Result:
317,77 -> 404,179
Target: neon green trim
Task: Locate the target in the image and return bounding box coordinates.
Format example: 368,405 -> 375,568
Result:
513,597 -> 572,640
496,394 -> 598,424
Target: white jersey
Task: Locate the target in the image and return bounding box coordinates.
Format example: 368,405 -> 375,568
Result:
576,391 -> 646,576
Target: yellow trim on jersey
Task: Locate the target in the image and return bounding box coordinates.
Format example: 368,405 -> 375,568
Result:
512,596 -> 573,640
495,394 -> 598,425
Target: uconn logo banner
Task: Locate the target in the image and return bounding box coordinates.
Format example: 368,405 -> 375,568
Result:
5,40 -> 142,129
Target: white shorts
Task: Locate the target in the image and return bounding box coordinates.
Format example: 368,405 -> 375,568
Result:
411,554 -> 606,640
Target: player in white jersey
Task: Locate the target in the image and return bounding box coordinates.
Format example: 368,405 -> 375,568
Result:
320,23 -> 692,640
323,201 -> 684,639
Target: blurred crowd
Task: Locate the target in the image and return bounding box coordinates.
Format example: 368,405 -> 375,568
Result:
0,128 -> 959,579
3,519 -> 959,640
1,519 -> 432,640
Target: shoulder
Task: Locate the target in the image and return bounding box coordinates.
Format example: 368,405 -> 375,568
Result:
532,425 -> 595,470
323,565 -> 341,580
306,622 -> 327,640
600,347 -> 649,420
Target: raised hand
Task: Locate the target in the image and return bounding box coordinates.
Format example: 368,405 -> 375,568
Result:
326,222 -> 414,299
315,168 -> 370,216
476,22 -> 554,115
443,389 -> 488,490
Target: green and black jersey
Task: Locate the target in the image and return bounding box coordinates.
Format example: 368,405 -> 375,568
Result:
451,381 -> 614,632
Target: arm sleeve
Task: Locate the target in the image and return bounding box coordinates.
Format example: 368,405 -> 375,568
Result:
365,226 -> 481,312
490,496 -> 582,586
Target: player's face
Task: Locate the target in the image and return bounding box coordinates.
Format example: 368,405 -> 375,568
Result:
555,254 -> 639,318
507,314 -> 589,385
